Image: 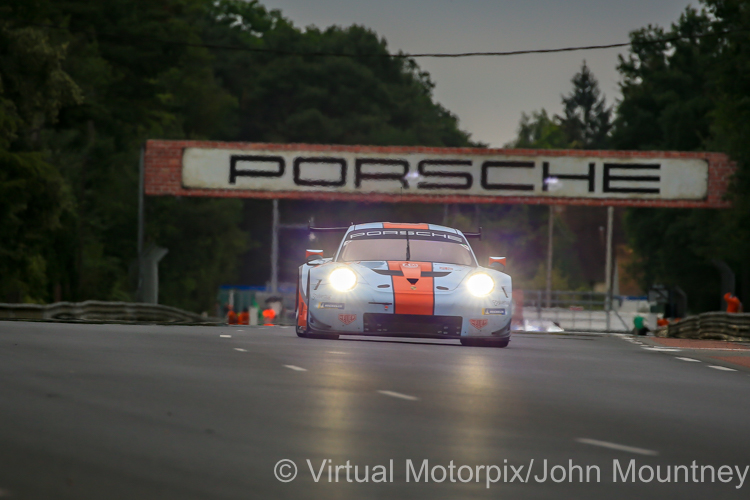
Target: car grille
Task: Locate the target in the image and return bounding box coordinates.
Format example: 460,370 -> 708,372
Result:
371,269 -> 451,278
363,313 -> 462,336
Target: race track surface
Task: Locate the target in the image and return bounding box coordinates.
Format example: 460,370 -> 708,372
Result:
1,321 -> 749,499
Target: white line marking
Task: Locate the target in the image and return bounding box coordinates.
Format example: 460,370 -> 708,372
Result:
708,365 -> 737,372
673,348 -> 750,351
234,348 -> 247,352
676,357 -> 701,362
577,438 -> 658,456
643,347 -> 681,352
283,365 -> 307,372
377,390 -> 418,401
220,334 -> 232,338
327,351 -> 347,354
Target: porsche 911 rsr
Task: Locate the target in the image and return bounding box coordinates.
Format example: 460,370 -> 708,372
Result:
295,222 -> 512,347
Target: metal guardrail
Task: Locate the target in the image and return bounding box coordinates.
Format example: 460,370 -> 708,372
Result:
521,290 -> 648,332
520,307 -> 636,332
0,301 -> 219,324
659,312 -> 750,341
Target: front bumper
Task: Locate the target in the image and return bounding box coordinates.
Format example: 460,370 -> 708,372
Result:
363,313 -> 462,336
306,286 -> 511,339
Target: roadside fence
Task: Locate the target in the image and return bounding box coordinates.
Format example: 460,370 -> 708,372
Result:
0,301 -> 219,324
520,290 -> 649,333
659,312 -> 750,341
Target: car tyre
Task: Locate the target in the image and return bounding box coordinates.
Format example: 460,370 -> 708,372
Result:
307,332 -> 340,340
296,326 -> 309,338
460,338 -> 510,348
297,326 -> 339,340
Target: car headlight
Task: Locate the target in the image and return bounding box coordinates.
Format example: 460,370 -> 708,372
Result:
466,273 -> 494,297
329,267 -> 357,292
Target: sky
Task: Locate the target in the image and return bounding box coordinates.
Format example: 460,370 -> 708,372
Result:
259,0 -> 697,146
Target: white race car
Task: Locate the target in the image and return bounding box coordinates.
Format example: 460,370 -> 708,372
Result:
296,222 -> 512,347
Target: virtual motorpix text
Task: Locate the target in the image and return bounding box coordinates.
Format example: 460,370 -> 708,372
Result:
274,459 -> 749,489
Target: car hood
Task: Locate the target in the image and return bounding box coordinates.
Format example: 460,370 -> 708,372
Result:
350,260 -> 476,290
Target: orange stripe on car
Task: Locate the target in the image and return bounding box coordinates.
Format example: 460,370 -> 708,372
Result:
297,290 -> 307,328
382,223 -> 430,229
388,261 -> 434,315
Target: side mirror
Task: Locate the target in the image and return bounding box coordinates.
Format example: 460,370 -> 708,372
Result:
489,256 -> 506,271
306,249 -> 325,264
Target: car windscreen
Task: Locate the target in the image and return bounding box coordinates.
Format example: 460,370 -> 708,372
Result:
337,229 -> 475,266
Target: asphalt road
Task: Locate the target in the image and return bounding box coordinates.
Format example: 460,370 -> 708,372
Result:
1,321 -> 749,499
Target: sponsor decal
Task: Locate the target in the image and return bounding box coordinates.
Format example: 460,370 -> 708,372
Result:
483,308 -> 506,315
402,262 -> 420,268
319,302 -> 344,309
347,229 -> 465,244
312,294 -> 332,300
470,319 -> 488,330
339,314 -> 357,325
438,266 -> 454,271
410,285 -> 417,290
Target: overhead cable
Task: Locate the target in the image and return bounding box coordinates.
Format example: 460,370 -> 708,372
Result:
27,23 -> 742,59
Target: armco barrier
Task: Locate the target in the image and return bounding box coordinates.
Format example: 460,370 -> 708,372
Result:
658,312 -> 750,341
0,301 -> 218,324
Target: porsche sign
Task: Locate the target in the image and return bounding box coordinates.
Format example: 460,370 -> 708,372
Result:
144,141 -> 734,208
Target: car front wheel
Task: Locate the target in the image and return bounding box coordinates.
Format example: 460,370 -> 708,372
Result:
460,338 -> 510,348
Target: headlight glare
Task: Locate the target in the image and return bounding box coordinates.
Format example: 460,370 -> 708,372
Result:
329,267 -> 357,291
466,273 -> 494,297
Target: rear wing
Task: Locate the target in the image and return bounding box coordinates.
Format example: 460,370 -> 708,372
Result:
463,227 -> 482,240
308,224 -> 349,233
308,223 -> 482,239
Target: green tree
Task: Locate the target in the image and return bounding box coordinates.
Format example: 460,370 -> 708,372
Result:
704,0 -> 750,303
202,1 -> 477,147
0,0 -> 479,311
559,61 -> 612,149
611,5 -> 727,312
504,64 -> 616,291
504,109 -> 571,149
0,22 -> 81,302
613,8 -> 717,151
200,1 -> 480,287
0,0 -> 245,309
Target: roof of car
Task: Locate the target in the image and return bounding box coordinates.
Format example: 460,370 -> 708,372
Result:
349,222 -> 460,233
